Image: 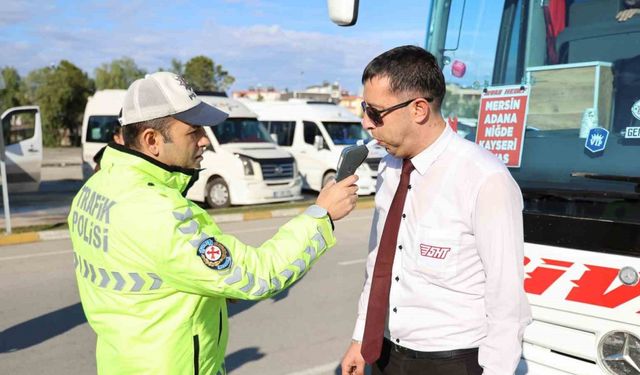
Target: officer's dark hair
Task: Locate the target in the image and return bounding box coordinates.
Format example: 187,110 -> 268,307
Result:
123,116 -> 174,150
362,45 -> 446,108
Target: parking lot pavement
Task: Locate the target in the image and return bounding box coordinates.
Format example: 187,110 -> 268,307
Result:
1,148 -> 83,230
0,185 -> 82,227
0,189 -> 78,230
42,147 -> 82,168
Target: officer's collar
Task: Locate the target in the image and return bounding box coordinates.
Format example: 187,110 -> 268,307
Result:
103,143 -> 200,196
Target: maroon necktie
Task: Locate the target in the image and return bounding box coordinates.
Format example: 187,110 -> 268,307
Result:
361,159 -> 414,364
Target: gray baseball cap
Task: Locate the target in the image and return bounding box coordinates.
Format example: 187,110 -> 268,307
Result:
119,72 -> 228,127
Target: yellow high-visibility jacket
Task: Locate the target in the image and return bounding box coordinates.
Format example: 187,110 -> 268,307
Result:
68,144 -> 335,375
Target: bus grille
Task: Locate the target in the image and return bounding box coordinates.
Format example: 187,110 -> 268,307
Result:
259,159 -> 295,180
366,158 -> 381,173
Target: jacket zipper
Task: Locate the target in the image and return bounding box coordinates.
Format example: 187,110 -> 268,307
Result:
193,334 -> 200,375
193,309 -> 222,375
218,308 -> 223,344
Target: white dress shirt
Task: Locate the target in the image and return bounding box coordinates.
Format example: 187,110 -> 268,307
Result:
353,125 -> 532,375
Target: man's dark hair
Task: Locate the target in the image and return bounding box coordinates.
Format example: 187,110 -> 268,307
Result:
362,45 -> 446,107
123,116 -> 174,149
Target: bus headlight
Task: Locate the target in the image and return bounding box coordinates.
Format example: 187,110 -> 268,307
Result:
598,331 -> 640,374
237,155 -> 254,176
619,267 -> 639,286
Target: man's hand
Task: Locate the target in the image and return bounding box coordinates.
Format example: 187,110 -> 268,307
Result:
315,174 -> 358,221
341,341 -> 366,375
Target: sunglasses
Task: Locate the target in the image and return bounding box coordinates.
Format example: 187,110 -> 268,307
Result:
361,97 -> 433,125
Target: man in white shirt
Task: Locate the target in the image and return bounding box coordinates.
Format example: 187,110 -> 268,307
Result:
340,45 -> 531,375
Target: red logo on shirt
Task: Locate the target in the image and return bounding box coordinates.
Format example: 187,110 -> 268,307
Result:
419,244 -> 450,259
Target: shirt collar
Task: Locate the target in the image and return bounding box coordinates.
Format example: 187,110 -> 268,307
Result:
410,125 -> 454,175
101,143 -> 200,195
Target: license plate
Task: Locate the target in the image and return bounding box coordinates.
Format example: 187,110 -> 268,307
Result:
273,190 -> 293,198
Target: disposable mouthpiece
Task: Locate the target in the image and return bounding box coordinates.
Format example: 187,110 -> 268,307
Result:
356,139 -> 378,149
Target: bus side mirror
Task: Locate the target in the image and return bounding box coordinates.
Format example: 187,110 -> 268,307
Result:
327,0 -> 359,26
314,135 -> 324,150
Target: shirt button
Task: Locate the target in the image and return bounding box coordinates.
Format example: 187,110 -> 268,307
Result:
395,276 -> 400,282
398,245 -> 403,250
393,307 -> 397,313
402,213 -> 406,219
396,338 -> 400,343
408,184 -> 412,190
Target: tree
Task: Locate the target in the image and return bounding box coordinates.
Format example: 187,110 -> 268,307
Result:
169,58 -> 184,76
0,67 -> 25,111
441,93 -> 461,118
94,57 -> 146,90
23,60 -> 94,146
181,55 -> 235,92
459,96 -> 481,119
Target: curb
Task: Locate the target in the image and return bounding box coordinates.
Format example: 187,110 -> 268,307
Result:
42,162 -> 82,167
0,200 -> 375,247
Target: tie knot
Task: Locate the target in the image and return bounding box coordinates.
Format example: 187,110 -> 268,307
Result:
401,159 -> 414,177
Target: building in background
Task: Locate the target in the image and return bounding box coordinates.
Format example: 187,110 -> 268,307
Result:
339,94 -> 363,117
232,86 -> 283,101
441,83 -> 482,120
233,81 -> 363,117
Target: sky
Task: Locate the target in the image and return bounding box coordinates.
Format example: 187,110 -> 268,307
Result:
0,0 -> 434,94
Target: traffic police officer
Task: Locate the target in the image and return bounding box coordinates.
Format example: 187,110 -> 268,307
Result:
68,72 -> 359,375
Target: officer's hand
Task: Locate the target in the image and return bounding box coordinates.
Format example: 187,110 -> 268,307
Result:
316,174 -> 358,221
341,341 -> 365,375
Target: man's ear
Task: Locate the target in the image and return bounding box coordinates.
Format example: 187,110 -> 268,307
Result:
140,129 -> 161,157
413,99 -> 431,124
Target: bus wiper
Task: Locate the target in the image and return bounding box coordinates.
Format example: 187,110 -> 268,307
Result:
571,172 -> 640,193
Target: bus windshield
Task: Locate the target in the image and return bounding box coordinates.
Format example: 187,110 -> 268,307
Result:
211,118 -> 274,144
322,121 -> 372,145
87,115 -> 119,143
437,0 -> 640,250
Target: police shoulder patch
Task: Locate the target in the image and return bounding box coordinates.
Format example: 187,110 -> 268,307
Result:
197,237 -> 232,270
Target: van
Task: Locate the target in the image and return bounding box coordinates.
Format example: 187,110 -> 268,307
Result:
244,100 -> 386,194
189,93 -> 302,208
81,89 -> 125,179
0,106 -> 43,192
81,90 -> 302,208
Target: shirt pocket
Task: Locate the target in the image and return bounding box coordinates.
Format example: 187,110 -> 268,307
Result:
410,227 -> 460,280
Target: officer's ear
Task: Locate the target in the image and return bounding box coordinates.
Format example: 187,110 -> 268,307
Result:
140,128 -> 162,157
